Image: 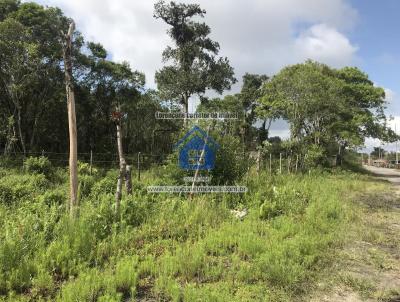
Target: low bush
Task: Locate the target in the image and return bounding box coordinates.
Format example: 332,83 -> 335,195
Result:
0,173 -> 48,205
24,156 -> 52,176
90,171 -> 118,199
78,161 -> 98,176
36,188 -> 65,206
78,174 -> 96,199
0,165 -> 362,301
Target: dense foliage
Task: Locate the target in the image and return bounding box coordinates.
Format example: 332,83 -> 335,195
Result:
0,0 -> 178,156
154,1 -> 236,115
257,61 -> 397,163
1,1 -> 399,301
0,162 -> 366,301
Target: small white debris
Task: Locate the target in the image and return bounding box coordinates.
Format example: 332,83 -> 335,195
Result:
230,209 -> 248,220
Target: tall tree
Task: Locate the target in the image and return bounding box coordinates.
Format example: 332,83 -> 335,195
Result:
83,42 -> 145,211
0,18 -> 39,155
154,1 -> 236,121
0,0 -> 172,160
238,73 -> 269,145
258,61 -> 397,159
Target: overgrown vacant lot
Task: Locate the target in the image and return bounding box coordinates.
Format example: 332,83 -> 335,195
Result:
0,163 -> 396,301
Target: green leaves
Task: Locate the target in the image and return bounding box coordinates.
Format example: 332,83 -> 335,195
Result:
258,61 -> 397,157
154,1 -> 236,109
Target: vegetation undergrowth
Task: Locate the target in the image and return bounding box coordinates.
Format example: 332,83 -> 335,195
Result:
0,162 -> 372,302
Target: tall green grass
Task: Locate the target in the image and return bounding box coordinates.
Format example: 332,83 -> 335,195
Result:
0,165 -> 367,301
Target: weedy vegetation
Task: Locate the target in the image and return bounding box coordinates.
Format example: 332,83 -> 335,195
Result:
0,158 -> 373,301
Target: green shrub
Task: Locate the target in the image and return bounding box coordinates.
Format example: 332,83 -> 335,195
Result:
259,184 -> 310,220
43,216 -> 97,278
0,173 -> 48,205
24,156 -> 52,176
113,256 -> 139,297
210,134 -> 248,185
0,163 -> 358,301
304,144 -> 326,168
83,195 -> 115,240
37,189 -> 65,206
90,171 -> 118,198
78,175 -> 96,199
56,269 -> 117,302
78,161 -> 98,175
32,266 -> 54,297
57,257 -> 139,302
259,201 -> 281,220
120,195 -> 152,228
7,261 -> 36,293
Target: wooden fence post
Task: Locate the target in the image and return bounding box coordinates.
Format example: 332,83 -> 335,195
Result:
90,149 -> 93,175
257,150 -> 261,175
269,153 -> 272,174
137,152 -> 141,181
125,165 -> 132,195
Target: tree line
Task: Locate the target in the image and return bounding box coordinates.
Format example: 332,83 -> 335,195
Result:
0,0 -> 397,166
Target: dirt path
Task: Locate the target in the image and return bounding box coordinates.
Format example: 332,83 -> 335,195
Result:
363,165 -> 400,186
310,166 -> 400,302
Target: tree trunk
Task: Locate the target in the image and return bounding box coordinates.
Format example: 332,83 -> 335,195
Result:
4,126 -> 15,155
63,22 -> 79,218
115,119 -> 126,215
182,94 -> 189,127
30,113 -> 40,151
16,106 -> 26,156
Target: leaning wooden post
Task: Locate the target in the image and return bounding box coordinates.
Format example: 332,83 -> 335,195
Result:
63,21 -> 78,218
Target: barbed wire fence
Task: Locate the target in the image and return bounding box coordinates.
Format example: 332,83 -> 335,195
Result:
0,150 -> 172,179
1,149 -> 338,177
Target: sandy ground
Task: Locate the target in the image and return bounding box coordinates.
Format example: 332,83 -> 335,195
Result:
309,166 -> 400,302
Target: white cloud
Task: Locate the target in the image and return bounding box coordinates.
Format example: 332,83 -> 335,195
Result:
383,87 -> 400,119
34,0 -> 359,90
294,24 -> 358,67
361,89 -> 400,152
385,88 -> 395,102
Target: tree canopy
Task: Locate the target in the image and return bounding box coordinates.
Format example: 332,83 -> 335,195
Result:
257,61 -> 397,158
154,0 -> 236,115
0,1 -> 397,168
0,0 -> 178,157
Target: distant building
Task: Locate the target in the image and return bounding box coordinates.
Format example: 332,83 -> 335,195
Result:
372,159 -> 388,167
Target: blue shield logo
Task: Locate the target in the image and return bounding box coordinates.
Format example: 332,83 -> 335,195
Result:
174,126 -> 219,170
